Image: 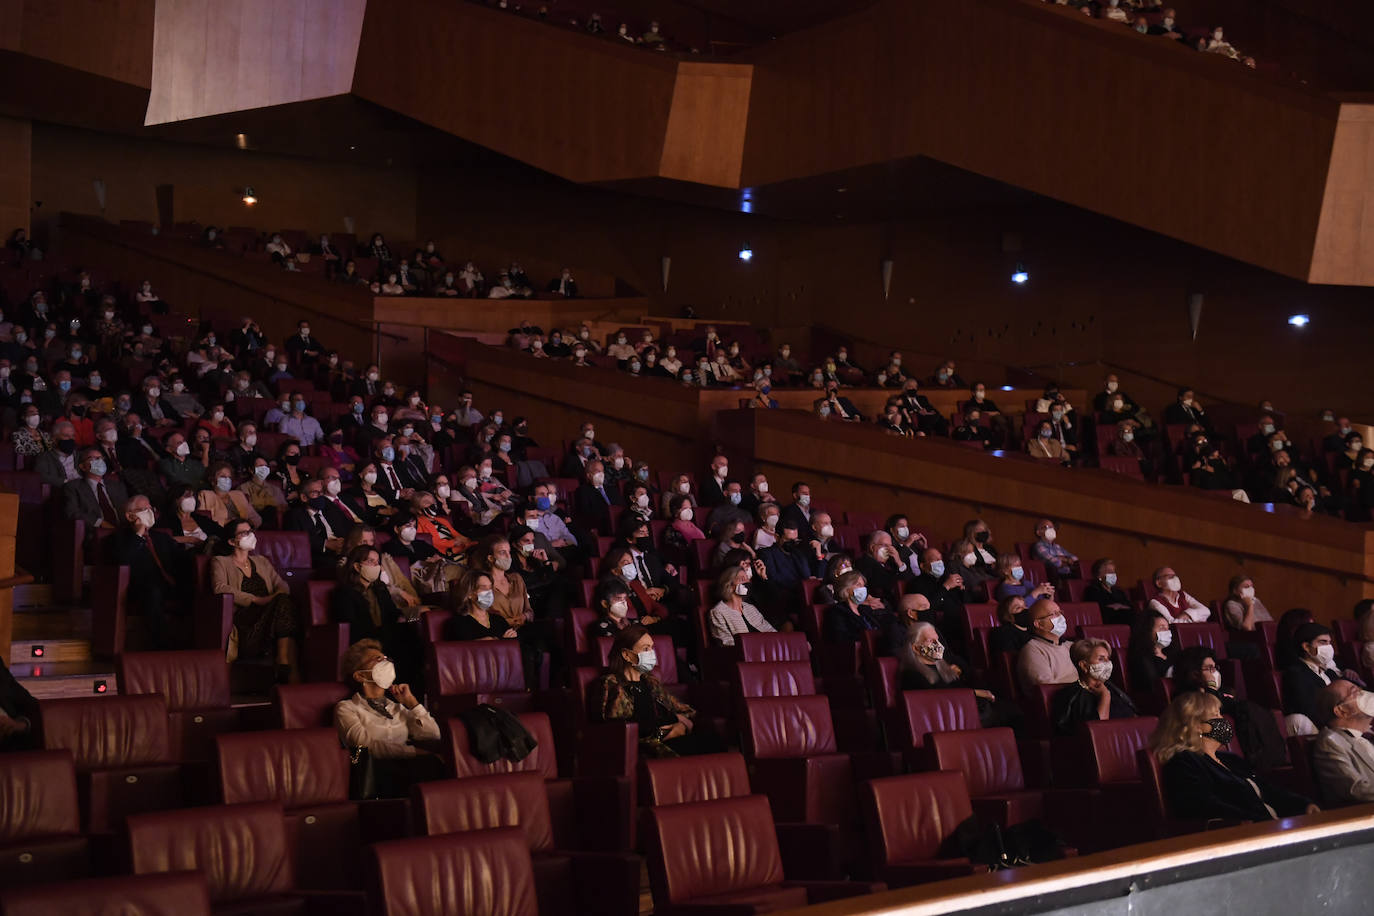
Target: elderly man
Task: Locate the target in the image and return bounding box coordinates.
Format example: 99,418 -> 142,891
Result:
856,530 -> 913,606
114,495 -> 189,648
1147,566 -> 1210,623
699,454 -> 731,508
1016,598 -> 1075,692
909,547 -> 966,633
885,592 -> 933,656
1312,680 -> 1374,806
34,419 -> 80,487
1031,518 -> 1079,578
573,459 -> 621,534
63,447 -> 128,531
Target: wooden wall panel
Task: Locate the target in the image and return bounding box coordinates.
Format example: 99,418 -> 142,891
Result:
659,63 -> 753,189
0,116 -> 30,237
1309,102 -> 1374,285
351,0 -> 679,184
145,0 -> 366,125
31,123 -> 416,240
0,0 -> 154,88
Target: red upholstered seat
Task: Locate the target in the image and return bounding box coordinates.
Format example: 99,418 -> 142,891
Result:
368,827 -> 538,916
0,750 -> 89,887
412,773 -> 642,916
867,656 -> 900,711
1058,602 -> 1102,630
116,650 -> 235,762
741,695 -> 853,828
644,752 -> 751,807
1172,622 -> 1228,656
426,640 -> 531,718
127,801 -> 298,913
861,771 -> 983,887
737,661 -> 817,698
1084,716 -> 1159,786
271,681 -> 350,729
738,631 -> 811,663
216,728 -> 357,889
39,695 -> 183,834
895,688 -> 981,762
928,727 -> 1041,829
0,871 -> 212,916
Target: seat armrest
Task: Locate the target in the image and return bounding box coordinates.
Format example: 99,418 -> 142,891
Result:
566,851 -> 643,916
775,822 -> 842,880
784,880 -> 887,903
570,775 -> 635,852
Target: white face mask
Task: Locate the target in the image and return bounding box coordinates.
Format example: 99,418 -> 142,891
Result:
216,477 -> 232,492
326,479 -> 342,496
238,532 -> 257,551
636,494 -> 649,508
819,524 -> 834,538
1316,644 -> 1336,667
963,552 -> 976,566
1049,615 -> 1067,638
399,526 -> 416,543
608,600 -> 629,620
476,589 -> 495,609
254,466 -> 270,481
764,515 -> 778,529
1164,576 -> 1182,592
176,442 -> 190,457
1355,691 -> 1374,718
679,507 -> 693,522
621,563 -> 638,581
735,583 -> 749,596
180,496 -> 197,513
1239,586 -> 1255,600
678,482 -> 690,494
1043,527 -> 1056,542
1156,629 -> 1173,648
24,414 -> 39,428
363,472 -> 378,485
1207,670 -> 1223,690
135,508 -> 155,528
367,659 -> 396,690
592,472 -> 605,487
716,464 -> 728,479
635,648 -> 658,673
437,484 -> 452,499
895,525 -> 909,539
798,494 -> 811,507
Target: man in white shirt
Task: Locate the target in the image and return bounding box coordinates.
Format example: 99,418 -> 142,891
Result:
1312,679 -> 1374,806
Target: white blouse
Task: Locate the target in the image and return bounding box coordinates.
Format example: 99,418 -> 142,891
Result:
334,693 -> 440,759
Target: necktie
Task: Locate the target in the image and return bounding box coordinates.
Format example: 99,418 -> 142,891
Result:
96,482 -> 117,527
145,535 -> 173,585
636,553 -> 651,585
332,496 -> 361,523
313,510 -> 333,539
386,465 -> 401,491
599,487 -> 609,504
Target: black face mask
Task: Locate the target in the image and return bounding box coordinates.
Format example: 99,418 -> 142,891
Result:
636,536 -> 654,551
70,405 -> 86,417
975,531 -> 990,544
1204,717 -> 1234,747
731,531 -> 747,544
284,454 -> 301,465
57,439 -> 77,455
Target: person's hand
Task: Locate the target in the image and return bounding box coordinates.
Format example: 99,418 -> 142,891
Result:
0,711 -> 30,741
675,713 -> 694,732
949,664 -> 964,680
863,595 -> 884,609
532,548 -> 549,562
501,629 -> 518,639
1305,804 -> 1321,815
647,587 -> 666,601
974,689 -> 995,701
132,516 -> 149,536
399,488 -> 415,500
253,594 -> 274,606
390,683 -> 419,709
945,573 -> 963,590
753,559 -> 767,579
664,563 -> 678,577
325,537 -> 344,553
660,722 -> 687,741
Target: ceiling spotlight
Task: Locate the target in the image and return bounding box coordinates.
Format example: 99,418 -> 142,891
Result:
1011,262 -> 1029,285
738,247 -> 753,262
1287,313 -> 1310,328
241,186 -> 257,206
234,133 -> 248,149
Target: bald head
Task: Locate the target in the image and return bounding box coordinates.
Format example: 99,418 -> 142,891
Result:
1317,679 -> 1365,728
899,593 -> 930,622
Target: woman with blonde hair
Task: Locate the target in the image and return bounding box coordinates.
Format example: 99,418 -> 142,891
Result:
1150,692 -> 1316,822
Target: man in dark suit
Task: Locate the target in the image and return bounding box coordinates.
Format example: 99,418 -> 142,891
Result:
394,438 -> 429,490
1283,623 -> 1348,731
228,318 -> 265,357
0,657 -> 39,751
897,380 -> 947,437
547,268 -> 579,298
559,438 -> 596,479
34,421 -> 80,488
224,422 -> 265,475
909,547 -> 967,638
130,377 -> 182,428
63,447 -> 129,533
349,365 -> 383,401
284,479 -> 345,568
573,460 -> 622,535
778,481 -> 815,541
814,382 -> 864,422
698,455 -> 730,508
759,519 -> 819,595
316,467 -> 367,534
855,531 -> 913,607
285,320 -> 325,368
113,495 -> 192,649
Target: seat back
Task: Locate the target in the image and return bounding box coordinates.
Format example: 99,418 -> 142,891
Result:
127,801 -> 293,905
1078,624 -> 1131,653
964,603 -> 999,631
1136,747 -> 1170,825
116,650 -> 231,711
928,727 -> 1025,796
1083,717 -> 1159,785
272,682 -> 351,729
428,640 -> 526,697
1172,622 -> 1227,654
216,728 -> 348,809
899,689 -> 981,749
307,580 -> 334,627
741,695 -> 838,760
736,661 -> 817,698
448,712 -> 559,780
862,771 -> 973,864
643,752 -> 750,806
1058,602 -> 1102,630
0,750 -> 80,841
868,656 -> 900,709
0,872 -> 212,916
412,773 -> 554,853
422,610 -> 452,643
368,827 -> 538,916
738,631 -> 811,663
645,795 -> 783,905
39,696 -> 170,769
252,531 -> 312,578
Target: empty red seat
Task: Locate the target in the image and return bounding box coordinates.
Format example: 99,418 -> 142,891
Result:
426,640 -> 530,719
738,631 -> 811,663
368,826 -> 538,916
0,750 -> 88,887
116,650 -> 236,762
38,695 -> 183,834
0,871 -> 212,916
928,727 -> 1041,829
271,681 -> 351,729
736,661 -> 816,698
412,773 -> 641,916
644,794 -> 880,914
1172,622 -> 1228,656
127,801 -> 299,914
1058,602 -> 1102,630
894,688 -> 981,764
860,771 -> 984,887
216,728 -> 357,890
740,695 -> 853,828
643,751 -> 751,807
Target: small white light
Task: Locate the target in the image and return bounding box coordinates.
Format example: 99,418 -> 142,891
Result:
1011,269 -> 1029,285
242,186 -> 257,206
738,248 -> 753,262
1287,314 -> 1310,328
1000,385 -> 1014,392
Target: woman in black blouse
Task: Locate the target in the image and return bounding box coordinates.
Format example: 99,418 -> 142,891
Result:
1127,611 -> 1176,689
331,545 -> 422,684
444,569 -> 516,641
822,570 -> 889,645
1051,638 -> 1136,736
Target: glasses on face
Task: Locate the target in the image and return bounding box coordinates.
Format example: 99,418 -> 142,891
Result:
1200,664 -> 1219,673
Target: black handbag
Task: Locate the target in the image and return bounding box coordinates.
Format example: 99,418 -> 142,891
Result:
348,745 -> 379,800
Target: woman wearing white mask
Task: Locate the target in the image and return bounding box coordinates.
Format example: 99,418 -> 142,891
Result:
659,474 -> 696,520
947,537 -> 995,601
753,504 -> 781,550
166,483 -> 219,547
332,545 -> 423,686
210,519 -> 299,681
1051,638 -> 1136,736
1221,575 -> 1273,632
595,625 -> 717,758
590,579 -> 639,640
1128,611 -> 1177,690
445,569 -> 517,641
708,565 -> 775,647
334,638 -> 443,796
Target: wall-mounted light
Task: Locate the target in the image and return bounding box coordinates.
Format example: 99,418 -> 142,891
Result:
738,247 -> 753,262
242,186 -> 257,206
1011,262 -> 1029,285
1287,313 -> 1310,328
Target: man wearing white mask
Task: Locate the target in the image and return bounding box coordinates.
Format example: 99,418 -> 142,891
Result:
779,481 -> 814,539
1283,623 -> 1353,736
910,547 -> 966,634
699,454 -> 730,507
1148,566 -> 1211,622
1016,598 -> 1076,692
740,473 -> 775,515
1312,680 -> 1374,806
1084,558 -> 1134,625
115,495 -> 190,648
1031,518 -> 1078,578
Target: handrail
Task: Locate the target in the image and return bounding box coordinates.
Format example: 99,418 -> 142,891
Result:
60,215 -> 409,344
